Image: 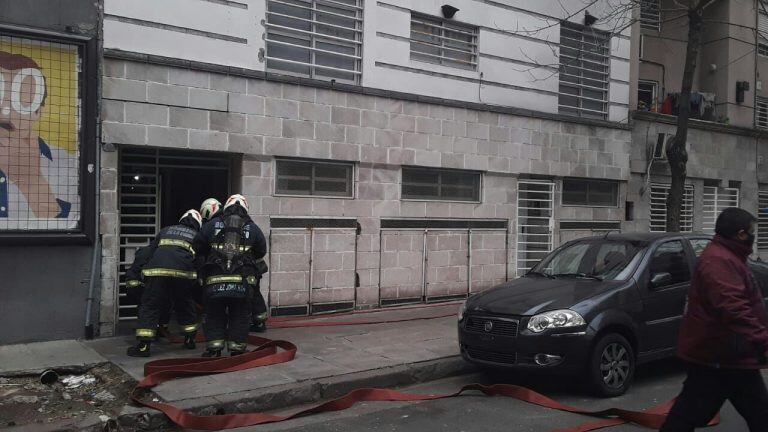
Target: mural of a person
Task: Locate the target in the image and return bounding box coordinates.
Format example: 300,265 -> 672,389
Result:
0,48 -> 78,228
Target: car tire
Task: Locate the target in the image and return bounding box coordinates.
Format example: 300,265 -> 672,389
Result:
587,333 -> 635,397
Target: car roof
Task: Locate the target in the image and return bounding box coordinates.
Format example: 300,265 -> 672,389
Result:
574,232 -> 712,246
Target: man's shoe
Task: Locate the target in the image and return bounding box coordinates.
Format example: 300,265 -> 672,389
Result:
126,340 -> 151,357
202,349 -> 222,358
183,334 -> 196,350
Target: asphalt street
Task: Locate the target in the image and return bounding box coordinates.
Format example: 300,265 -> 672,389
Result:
241,359 -> 756,432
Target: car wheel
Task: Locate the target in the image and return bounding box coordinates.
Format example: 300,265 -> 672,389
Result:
588,333 -> 635,397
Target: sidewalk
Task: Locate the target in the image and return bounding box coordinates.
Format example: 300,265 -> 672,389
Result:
84,302 -> 469,430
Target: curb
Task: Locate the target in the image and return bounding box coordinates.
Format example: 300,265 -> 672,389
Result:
117,355 -> 475,431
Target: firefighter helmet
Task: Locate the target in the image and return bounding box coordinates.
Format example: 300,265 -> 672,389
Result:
200,198 -> 221,220
179,209 -> 203,229
223,194 -> 249,212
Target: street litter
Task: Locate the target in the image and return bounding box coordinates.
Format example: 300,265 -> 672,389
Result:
61,375 -> 96,389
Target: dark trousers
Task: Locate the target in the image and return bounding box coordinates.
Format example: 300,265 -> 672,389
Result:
203,296 -> 251,349
660,363 -> 768,431
250,279 -> 267,321
136,277 -> 197,338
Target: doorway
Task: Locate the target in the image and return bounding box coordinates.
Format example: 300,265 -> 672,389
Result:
117,147 -> 234,324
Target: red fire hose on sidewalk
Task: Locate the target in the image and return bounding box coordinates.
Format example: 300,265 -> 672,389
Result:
135,309 -> 720,431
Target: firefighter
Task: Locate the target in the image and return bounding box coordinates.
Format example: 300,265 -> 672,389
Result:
126,209 -> 203,358
200,198 -> 268,332
194,194 -> 268,357
124,245 -> 174,340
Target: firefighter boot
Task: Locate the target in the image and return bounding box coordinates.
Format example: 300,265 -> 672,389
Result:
183,333 -> 196,350
249,313 -> 268,333
202,340 -> 224,358
229,341 -> 248,357
126,339 -> 151,357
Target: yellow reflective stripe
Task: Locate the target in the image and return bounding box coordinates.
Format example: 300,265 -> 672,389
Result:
246,276 -> 257,284
158,239 -> 195,256
205,275 -> 243,285
126,280 -> 142,287
142,268 -> 197,279
136,328 -> 155,338
228,341 -> 247,352
182,324 -> 198,333
211,244 -> 252,252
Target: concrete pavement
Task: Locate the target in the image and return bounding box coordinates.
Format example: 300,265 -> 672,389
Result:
0,339 -> 106,377
82,302 -> 470,430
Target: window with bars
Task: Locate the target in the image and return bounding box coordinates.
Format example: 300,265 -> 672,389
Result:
640,0 -> 661,31
759,190 -> 768,251
757,97 -> 768,129
265,0 -> 363,84
275,159 -> 354,197
649,183 -> 694,232
702,186 -> 740,234
562,178 -> 619,207
410,13 -> 478,70
558,21 -> 610,120
401,167 -> 481,202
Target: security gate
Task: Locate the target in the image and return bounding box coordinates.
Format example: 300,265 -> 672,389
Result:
702,186 -> 740,234
117,148 -> 231,321
516,180 -> 554,276
759,190 -> 768,252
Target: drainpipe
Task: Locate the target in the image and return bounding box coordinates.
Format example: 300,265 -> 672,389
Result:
84,147 -> 102,340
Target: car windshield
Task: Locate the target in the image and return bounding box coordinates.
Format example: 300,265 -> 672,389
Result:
529,240 -> 642,281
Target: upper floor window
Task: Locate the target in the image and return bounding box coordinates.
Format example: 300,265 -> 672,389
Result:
410,13 -> 478,70
757,97 -> 768,129
275,159 -> 354,197
760,1 -> 768,56
265,0 -> 363,84
558,21 -> 610,120
640,0 -> 661,31
401,167 -> 481,202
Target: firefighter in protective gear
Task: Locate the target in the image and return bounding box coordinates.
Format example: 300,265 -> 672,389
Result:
124,246 -> 174,340
194,194 -> 268,357
127,209 -> 203,357
200,198 -> 222,222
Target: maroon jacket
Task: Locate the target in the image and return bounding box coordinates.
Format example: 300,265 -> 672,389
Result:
677,235 -> 768,369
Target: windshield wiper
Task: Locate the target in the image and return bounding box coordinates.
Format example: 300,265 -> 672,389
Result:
551,272 -> 604,281
525,270 -> 555,279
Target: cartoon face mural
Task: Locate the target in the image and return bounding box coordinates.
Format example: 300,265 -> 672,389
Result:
0,35 -> 80,231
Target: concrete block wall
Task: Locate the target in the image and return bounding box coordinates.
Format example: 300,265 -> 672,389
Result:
98,58 -> 635,326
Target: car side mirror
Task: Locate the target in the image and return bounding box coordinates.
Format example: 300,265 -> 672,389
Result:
650,272 -> 673,289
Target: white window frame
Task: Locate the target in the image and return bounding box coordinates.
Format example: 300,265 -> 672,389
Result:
649,183 -> 694,233
637,79 -> 658,111
759,190 -> 768,251
760,1 -> 768,57
702,186 -> 740,235
264,0 -> 364,84
757,96 -> 768,129
409,13 -> 478,71
640,0 -> 661,31
558,21 -> 611,120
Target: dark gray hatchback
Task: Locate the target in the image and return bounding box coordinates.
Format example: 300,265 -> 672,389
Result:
458,233 -> 768,397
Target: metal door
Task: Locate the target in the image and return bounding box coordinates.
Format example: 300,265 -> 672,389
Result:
516,180 -> 554,276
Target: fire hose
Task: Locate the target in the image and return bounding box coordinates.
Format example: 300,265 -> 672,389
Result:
135,310 -> 720,431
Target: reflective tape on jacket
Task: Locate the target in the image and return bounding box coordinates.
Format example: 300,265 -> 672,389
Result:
142,268 -> 197,279
211,243 -> 252,252
158,239 -> 195,256
205,275 -> 244,285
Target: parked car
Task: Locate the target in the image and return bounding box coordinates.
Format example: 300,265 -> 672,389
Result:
458,233 -> 768,397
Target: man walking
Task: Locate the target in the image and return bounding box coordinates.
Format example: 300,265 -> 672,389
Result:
660,207 -> 768,431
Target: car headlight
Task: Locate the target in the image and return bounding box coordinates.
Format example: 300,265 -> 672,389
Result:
458,301 -> 467,322
527,309 -> 585,333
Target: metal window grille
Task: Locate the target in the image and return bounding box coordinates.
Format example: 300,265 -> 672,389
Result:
265,0 -> 363,84
558,21 -> 610,120
640,0 -> 661,31
760,2 -> 768,57
561,178 -> 619,207
702,186 -> 740,235
759,190 -> 768,251
401,167 -> 481,202
649,183 -> 694,233
516,180 -> 554,276
757,97 -> 768,129
410,13 -> 478,70
275,159 -> 354,197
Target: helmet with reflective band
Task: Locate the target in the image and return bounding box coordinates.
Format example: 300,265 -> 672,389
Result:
223,194 -> 249,212
200,198 -> 221,220
179,209 -> 203,229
